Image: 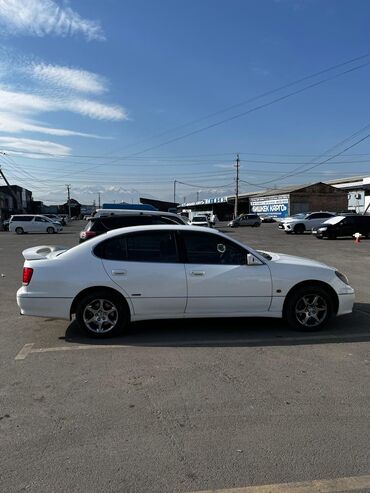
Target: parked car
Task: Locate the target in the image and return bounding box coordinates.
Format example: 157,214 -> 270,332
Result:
2,219 -> 10,231
279,212 -> 336,234
228,214 -> 261,228
261,216 -> 276,223
9,215 -> 63,234
79,212 -> 188,242
17,225 -> 354,338
313,214 -> 370,239
42,214 -> 65,225
189,215 -> 210,227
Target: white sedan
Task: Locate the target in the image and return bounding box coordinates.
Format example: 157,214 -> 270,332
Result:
17,225 -> 355,338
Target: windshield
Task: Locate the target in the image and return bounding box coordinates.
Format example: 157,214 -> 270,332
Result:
290,213 -> 306,219
323,215 -> 345,225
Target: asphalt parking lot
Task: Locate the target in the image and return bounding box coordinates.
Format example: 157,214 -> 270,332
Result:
0,221 -> 369,493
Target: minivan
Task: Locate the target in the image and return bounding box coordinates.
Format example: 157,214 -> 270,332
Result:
314,214 -> 370,239
9,215 -> 63,234
79,212 -> 187,242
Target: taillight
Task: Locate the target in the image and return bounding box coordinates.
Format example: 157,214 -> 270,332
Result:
80,231 -> 97,240
22,267 -> 33,286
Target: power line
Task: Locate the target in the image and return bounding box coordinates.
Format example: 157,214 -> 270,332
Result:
73,51 -> 370,158
253,124 -> 370,186
123,59 -> 370,157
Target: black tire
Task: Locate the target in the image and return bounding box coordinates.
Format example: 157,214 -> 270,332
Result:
253,222 -> 260,227
15,227 -> 24,235
47,227 -> 54,234
285,285 -> 334,332
294,224 -> 305,234
328,231 -> 337,240
76,290 -> 129,338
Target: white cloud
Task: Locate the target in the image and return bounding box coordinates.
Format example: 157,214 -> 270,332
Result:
31,63 -> 107,94
70,99 -> 127,120
0,0 -> 104,41
0,136 -> 71,156
0,87 -> 128,121
0,111 -> 105,138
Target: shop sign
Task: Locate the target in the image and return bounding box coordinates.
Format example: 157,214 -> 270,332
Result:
250,194 -> 289,217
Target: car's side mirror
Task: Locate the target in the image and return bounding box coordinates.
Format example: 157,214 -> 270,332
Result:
247,253 -> 263,266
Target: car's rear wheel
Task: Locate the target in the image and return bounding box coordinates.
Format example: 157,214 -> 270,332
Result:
76,290 -> 128,338
285,285 -> 333,331
294,224 -> 305,234
15,227 -> 24,235
47,227 -> 54,234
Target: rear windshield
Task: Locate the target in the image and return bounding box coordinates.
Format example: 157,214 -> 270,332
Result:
193,217 -> 207,222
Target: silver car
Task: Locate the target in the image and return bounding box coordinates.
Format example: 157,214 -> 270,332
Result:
228,214 -> 261,228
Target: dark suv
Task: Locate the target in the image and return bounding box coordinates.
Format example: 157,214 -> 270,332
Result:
314,214 -> 370,239
79,213 -> 187,243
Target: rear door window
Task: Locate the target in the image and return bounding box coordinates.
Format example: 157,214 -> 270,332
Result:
94,231 -> 179,263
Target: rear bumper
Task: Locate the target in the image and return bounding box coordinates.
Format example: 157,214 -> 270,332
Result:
17,288 -> 72,320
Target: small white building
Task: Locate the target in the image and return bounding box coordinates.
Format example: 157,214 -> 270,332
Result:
326,176 -> 370,214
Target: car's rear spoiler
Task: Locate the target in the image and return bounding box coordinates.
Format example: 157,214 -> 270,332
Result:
22,245 -> 69,260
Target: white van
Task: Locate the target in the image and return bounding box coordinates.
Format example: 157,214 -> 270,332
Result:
9,215 -> 63,234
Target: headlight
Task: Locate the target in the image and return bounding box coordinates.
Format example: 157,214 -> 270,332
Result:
318,227 -> 327,231
335,271 -> 349,285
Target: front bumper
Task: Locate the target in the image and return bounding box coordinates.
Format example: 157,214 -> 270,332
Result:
337,291 -> 355,316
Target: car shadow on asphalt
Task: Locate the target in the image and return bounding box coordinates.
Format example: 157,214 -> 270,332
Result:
60,303 -> 370,348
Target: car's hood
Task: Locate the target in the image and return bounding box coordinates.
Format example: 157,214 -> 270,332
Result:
22,245 -> 70,260
260,251 -> 333,270
281,217 -> 300,223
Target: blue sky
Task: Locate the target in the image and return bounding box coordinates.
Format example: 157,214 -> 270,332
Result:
0,0 -> 369,205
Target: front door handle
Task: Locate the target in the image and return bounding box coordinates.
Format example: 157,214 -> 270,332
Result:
190,271 -> 205,277
111,270 -> 127,276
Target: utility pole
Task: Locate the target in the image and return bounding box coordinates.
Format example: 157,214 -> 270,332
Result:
66,184 -> 71,220
98,192 -> 101,208
173,180 -> 177,204
233,154 -> 240,219
0,165 -> 20,211
196,191 -> 200,202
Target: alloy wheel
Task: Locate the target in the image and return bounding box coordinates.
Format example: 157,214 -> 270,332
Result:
295,294 -> 327,327
82,298 -> 119,334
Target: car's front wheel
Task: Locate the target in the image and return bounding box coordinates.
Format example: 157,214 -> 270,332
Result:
76,290 -> 128,338
285,285 -> 334,331
294,224 -> 305,234
47,227 -> 54,234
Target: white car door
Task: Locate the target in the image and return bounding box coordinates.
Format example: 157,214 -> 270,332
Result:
34,216 -> 49,232
97,230 -> 187,317
180,231 -> 272,315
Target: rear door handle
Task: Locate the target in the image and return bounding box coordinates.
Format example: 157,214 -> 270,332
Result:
111,270 -> 127,276
190,271 -> 205,277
